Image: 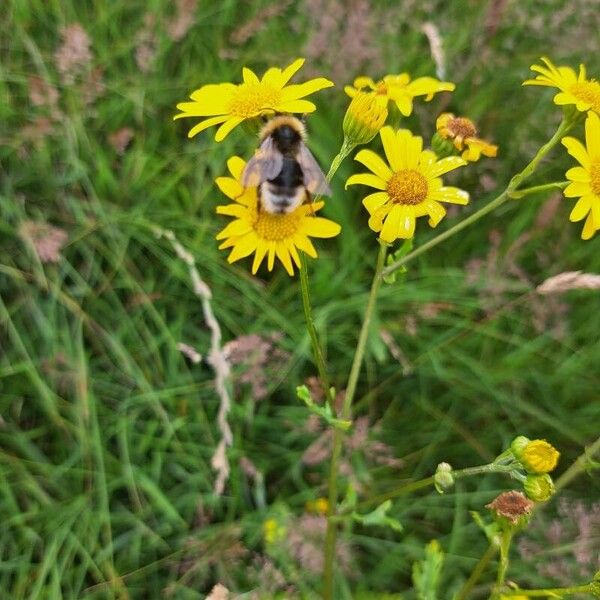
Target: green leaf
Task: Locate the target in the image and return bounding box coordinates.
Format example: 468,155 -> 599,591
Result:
296,385 -> 351,431
352,500 -> 403,532
412,540 -> 444,600
383,239 -> 413,284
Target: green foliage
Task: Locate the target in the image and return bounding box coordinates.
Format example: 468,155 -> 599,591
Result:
1,0 -> 599,598
412,540 -> 445,600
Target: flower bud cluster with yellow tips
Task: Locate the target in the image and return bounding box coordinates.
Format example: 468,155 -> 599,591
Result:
510,436 -> 560,502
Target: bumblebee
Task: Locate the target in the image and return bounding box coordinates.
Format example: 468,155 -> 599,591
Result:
242,115 -> 331,214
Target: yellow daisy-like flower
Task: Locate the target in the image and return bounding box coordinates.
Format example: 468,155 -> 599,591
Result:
436,113 -> 498,162
523,57 -> 600,115
215,156 -> 341,275
520,439 -> 560,474
562,110 -> 600,240
346,126 -> 469,243
344,73 -> 455,117
175,58 -> 334,141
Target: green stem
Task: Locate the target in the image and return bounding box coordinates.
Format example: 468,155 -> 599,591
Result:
455,543 -> 498,600
501,584 -> 593,597
299,254 -> 333,407
382,117 -> 575,279
508,181 -> 568,199
492,528 -> 514,600
323,241 -> 387,600
555,434 -> 600,492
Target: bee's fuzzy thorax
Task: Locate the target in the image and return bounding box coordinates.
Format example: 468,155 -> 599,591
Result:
260,115 -> 306,141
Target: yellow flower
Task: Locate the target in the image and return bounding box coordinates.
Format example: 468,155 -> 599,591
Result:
520,439 -> 560,474
346,126 -> 469,243
215,156 -> 341,275
175,58 -> 334,141
343,91 -> 389,146
305,497 -> 329,515
523,57 -> 600,115
436,113 -> 498,162
263,518 -> 286,544
344,73 -> 455,117
562,110 -> 600,240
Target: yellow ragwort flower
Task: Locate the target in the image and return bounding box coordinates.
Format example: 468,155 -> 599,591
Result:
262,518 -> 286,544
562,111 -> 600,240
305,497 -> 329,515
215,156 -> 341,275
436,113 -> 498,162
346,126 -> 469,243
175,58 -> 333,141
523,57 -> 600,115
520,439 -> 560,474
344,73 -> 455,117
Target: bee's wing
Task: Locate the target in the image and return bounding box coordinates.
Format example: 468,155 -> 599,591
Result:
297,143 -> 331,196
241,137 -> 283,188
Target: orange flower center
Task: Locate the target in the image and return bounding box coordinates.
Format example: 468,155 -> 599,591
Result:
228,83 -> 281,118
569,81 -> 600,113
254,209 -> 302,241
387,170 -> 428,205
591,160 -> 600,195
447,116 -> 477,140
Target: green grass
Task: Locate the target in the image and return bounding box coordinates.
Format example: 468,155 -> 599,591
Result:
1,0 -> 599,598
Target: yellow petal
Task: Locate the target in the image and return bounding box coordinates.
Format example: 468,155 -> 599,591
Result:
354,149 -> 393,180
344,85 -> 358,97
276,99 -> 317,113
423,199 -> 446,227
380,205 -> 402,243
367,205 -> 389,233
285,238 -> 302,268
562,137 -> 591,169
427,156 -> 467,178
592,197 -> 600,228
353,76 -> 377,89
569,195 -> 592,222
394,95 -> 413,117
564,181 -> 591,198
216,204 -> 247,217
293,234 -> 317,258
252,242 -> 269,274
431,186 -> 470,205
279,58 -> 305,87
214,117 -> 244,142
362,191 -> 390,214
585,111 -> 600,159
407,77 -> 455,99
566,166 -> 591,182
275,243 -> 294,275
216,176 -> 243,199
380,126 -> 402,171
281,78 -> 334,101
346,173 -> 387,190
184,115 -> 229,138
216,219 -> 252,240
302,217 -> 341,238
267,242 -> 276,271
190,83 -> 236,103
227,156 -> 246,180
395,205 -> 416,238
262,67 -> 283,86
242,68 -> 259,84
227,232 -> 258,263
581,212 -> 596,240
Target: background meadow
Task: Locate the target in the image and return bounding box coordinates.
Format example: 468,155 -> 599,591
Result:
1,0 -> 599,598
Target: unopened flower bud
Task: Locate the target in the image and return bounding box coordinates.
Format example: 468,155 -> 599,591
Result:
343,92 -> 388,146
520,439 -> 560,474
434,462 -> 455,494
524,473 -> 555,502
431,132 -> 456,158
510,436 -> 531,458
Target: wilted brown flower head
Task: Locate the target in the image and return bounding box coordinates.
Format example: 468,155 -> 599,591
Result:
487,491 -> 534,525
19,221 -> 68,264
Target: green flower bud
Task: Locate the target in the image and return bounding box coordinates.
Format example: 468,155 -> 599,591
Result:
510,436 -> 531,459
524,473 -> 555,502
343,92 -> 388,147
434,462 -> 455,494
431,132 -> 457,158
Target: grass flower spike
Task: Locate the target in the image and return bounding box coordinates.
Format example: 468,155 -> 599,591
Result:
561,111 -> 600,240
523,57 -> 600,115
346,126 -> 469,243
216,156 -> 341,275
345,73 -> 455,117
435,113 -> 498,162
175,58 -> 334,140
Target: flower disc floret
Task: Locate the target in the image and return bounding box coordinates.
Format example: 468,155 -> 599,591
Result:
175,59 -> 334,141
524,57 -> 600,115
346,126 -> 469,243
215,156 -> 341,275
561,111 -> 600,240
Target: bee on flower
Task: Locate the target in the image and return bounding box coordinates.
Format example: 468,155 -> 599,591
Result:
434,113 -> 498,162
174,58 -> 333,140
345,72 -> 455,118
